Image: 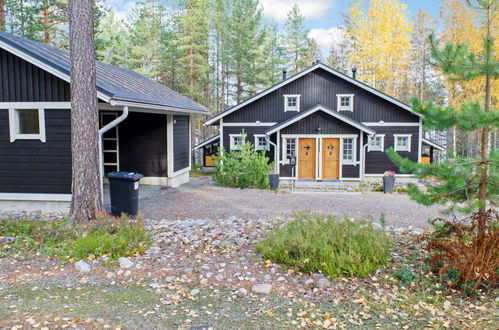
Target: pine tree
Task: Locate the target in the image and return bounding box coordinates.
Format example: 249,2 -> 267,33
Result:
284,4 -> 309,72
388,0 -> 498,242
0,0 -> 6,31
95,9 -> 128,67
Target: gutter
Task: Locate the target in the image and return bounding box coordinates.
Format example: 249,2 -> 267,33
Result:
98,106 -> 129,204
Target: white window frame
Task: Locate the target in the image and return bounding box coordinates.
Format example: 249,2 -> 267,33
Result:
394,134 -> 412,152
368,134 -> 385,152
8,108 -> 46,143
229,134 -> 245,150
337,94 -> 354,111
254,134 -> 269,151
341,137 -> 356,164
284,94 -> 301,112
282,137 -> 297,164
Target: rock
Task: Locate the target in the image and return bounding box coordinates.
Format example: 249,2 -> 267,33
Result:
118,257 -> 134,268
2,236 -> 16,244
251,283 -> 272,294
116,269 -> 124,276
263,274 -> 271,281
305,279 -> 314,286
277,276 -> 285,281
190,289 -> 200,296
74,260 -> 91,273
236,288 -> 247,297
317,278 -> 331,289
215,274 -> 225,281
105,271 -> 115,279
124,270 -> 132,276
200,278 -> 208,285
312,272 -> 325,278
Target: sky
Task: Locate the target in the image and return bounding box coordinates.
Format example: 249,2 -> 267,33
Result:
103,0 -> 443,50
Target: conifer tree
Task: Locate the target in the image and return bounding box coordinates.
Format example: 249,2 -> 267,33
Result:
284,4 -> 309,72
388,0 -> 498,243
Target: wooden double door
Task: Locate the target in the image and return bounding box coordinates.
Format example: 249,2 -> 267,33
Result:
298,138 -> 340,180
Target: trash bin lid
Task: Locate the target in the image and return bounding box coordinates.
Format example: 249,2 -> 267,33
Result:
107,172 -> 144,181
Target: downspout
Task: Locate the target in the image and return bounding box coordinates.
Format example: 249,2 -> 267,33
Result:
98,106 -> 129,204
362,134 -> 375,181
265,134 -> 278,171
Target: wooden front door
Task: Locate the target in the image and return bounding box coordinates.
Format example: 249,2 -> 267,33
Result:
298,138 -> 316,179
322,138 -> 340,180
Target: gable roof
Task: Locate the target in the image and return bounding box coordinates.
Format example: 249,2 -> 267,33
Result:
205,61 -> 421,125
193,134 -> 220,150
0,31 -> 208,114
266,104 -> 376,135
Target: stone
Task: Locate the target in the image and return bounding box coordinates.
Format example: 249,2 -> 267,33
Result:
236,288 -> 247,297
105,271 -> 115,279
118,257 -> 134,268
305,279 -> 314,286
124,270 -> 132,276
277,276 -> 285,281
251,284 -> 272,294
190,289 -> 200,296
263,274 -> 271,281
2,236 -> 16,244
215,274 -> 225,281
74,260 -> 91,273
200,278 -> 208,285
317,278 -> 331,289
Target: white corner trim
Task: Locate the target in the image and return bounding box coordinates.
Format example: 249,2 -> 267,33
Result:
0,193 -> 72,201
367,134 -> 385,152
284,94 -> 301,112
394,134 -> 412,152
8,108 -> 46,143
337,94 -> 354,111
173,166 -> 191,177
204,62 -> 422,126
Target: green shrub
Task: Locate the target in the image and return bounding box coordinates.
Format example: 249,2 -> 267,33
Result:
212,133 -> 273,188
257,213 -> 390,278
0,215 -> 151,261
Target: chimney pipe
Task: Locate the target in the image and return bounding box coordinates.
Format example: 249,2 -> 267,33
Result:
352,67 -> 357,79
282,70 -> 287,80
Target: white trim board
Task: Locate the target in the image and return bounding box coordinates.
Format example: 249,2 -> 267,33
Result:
221,122 -> 277,127
8,108 -> 46,143
0,193 -> 72,201
205,62 -> 422,125
266,105 -> 376,135
0,102 -> 71,109
362,122 -> 420,126
422,137 -> 446,151
193,134 -> 220,150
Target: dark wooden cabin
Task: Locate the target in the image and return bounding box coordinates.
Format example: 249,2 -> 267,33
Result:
0,32 -> 208,212
199,61 -> 444,180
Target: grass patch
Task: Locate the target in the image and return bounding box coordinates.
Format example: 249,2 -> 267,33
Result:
190,165 -> 215,177
257,212 -> 390,278
0,215 -> 151,261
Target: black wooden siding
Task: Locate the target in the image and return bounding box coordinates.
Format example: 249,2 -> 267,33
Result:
364,126 -> 419,174
281,111 -> 359,135
0,48 -> 70,102
222,126 -> 275,160
173,115 -> 190,172
0,108 -> 72,193
223,68 -> 418,124
118,112 -> 168,177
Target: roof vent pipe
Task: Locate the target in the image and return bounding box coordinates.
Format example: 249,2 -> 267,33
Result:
352,67 -> 357,79
282,70 -> 287,80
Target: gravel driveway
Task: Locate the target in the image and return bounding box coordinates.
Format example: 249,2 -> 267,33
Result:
137,177 -> 445,229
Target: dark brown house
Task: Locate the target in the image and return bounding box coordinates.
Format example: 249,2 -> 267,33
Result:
197,62 -> 444,181
0,32 -> 208,212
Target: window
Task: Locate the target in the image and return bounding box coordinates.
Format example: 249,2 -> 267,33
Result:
337,94 -> 354,111
254,135 -> 268,151
284,95 -> 301,111
368,134 -> 385,152
229,134 -> 245,150
8,108 -> 46,143
394,134 -> 411,152
284,138 -> 296,159
342,138 -> 355,163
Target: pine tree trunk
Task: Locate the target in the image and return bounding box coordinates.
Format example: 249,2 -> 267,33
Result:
0,0 -> 6,31
44,1 -> 50,44
69,0 -> 103,224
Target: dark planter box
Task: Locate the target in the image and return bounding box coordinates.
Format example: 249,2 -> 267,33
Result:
383,177 -> 395,194
269,173 -> 279,190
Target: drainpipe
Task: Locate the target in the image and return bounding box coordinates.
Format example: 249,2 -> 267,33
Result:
265,134 -> 279,171
362,134 -> 375,181
98,106 -> 129,205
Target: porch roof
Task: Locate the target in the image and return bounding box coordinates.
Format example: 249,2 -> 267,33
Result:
193,134 -> 220,150
422,138 -> 446,151
266,104 -> 376,136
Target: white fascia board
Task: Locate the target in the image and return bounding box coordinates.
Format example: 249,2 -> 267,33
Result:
422,138 -> 446,151
205,63 -> 422,125
0,102 -> 71,109
362,122 -> 420,126
0,40 -> 112,103
109,99 -> 209,115
0,193 -> 72,201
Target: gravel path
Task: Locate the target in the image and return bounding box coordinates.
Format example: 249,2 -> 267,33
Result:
139,177 -> 445,229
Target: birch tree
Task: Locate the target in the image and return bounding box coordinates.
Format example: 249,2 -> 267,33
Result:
69,0 -> 102,223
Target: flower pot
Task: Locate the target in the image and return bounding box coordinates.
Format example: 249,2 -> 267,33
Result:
269,173 -> 279,190
383,176 -> 395,193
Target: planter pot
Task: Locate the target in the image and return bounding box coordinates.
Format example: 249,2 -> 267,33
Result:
269,174 -> 279,190
383,177 -> 395,194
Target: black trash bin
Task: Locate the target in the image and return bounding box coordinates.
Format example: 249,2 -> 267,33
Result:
107,172 -> 144,217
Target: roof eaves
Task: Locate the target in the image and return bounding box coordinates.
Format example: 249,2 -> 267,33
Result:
193,134 -> 221,150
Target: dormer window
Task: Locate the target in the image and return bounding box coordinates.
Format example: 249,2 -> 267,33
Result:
284,94 -> 300,112
337,94 -> 354,111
